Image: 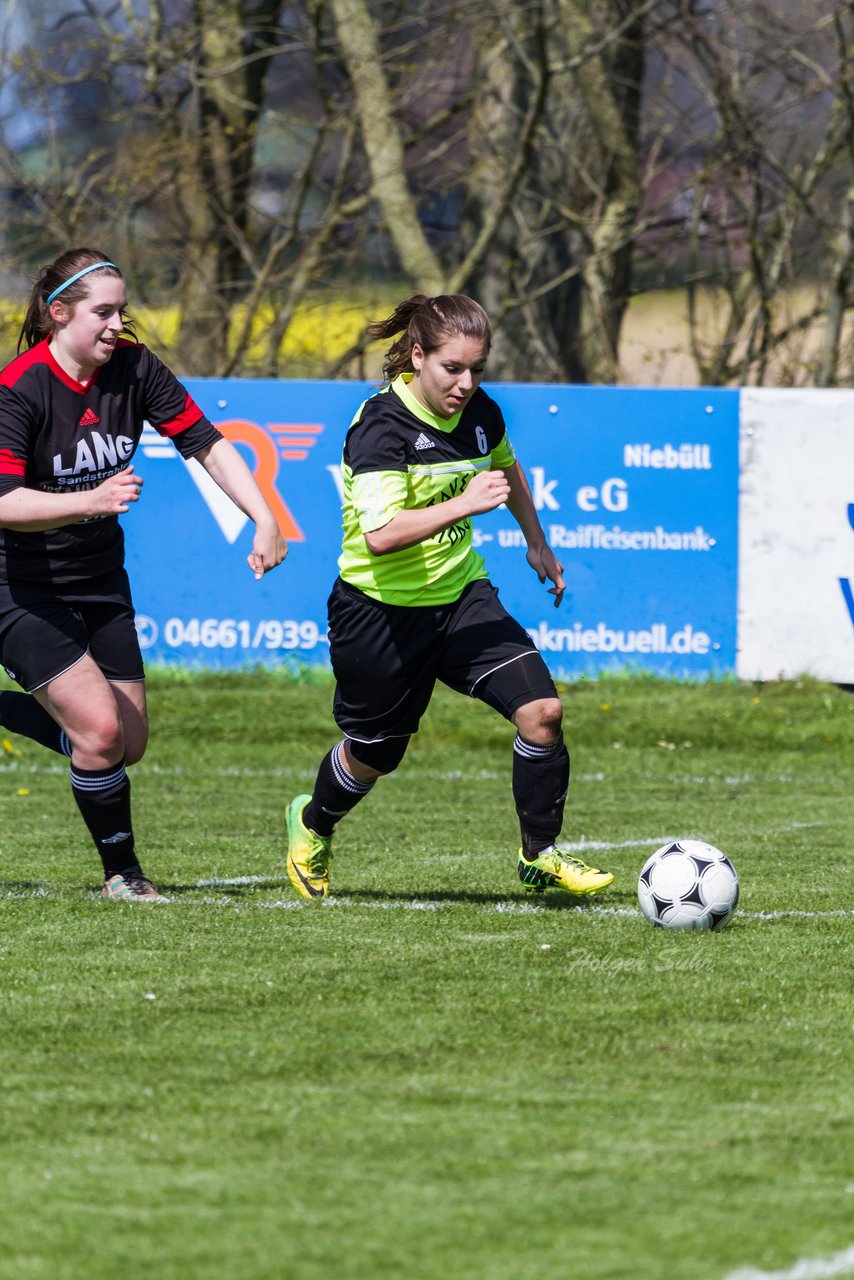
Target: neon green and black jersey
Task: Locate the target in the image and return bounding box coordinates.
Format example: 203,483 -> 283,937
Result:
338,374 -> 516,606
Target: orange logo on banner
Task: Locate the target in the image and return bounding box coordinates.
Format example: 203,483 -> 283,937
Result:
215,419 -> 324,542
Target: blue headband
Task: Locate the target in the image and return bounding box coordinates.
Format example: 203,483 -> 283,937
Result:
46,261 -> 118,306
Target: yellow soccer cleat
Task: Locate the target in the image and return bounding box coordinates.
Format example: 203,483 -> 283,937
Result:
286,794 -> 332,899
517,844 -> 614,897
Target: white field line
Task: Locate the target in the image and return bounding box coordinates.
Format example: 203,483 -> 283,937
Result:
2,877 -> 854,921
721,1245 -> 854,1280
191,876 -> 268,887
250,901 -> 854,921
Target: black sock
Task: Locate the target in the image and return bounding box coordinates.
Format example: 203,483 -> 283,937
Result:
0,691 -> 71,756
513,733 -> 570,859
303,743 -> 375,838
69,759 -> 139,880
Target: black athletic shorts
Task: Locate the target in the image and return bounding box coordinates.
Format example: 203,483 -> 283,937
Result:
0,567 -> 144,693
328,576 -> 557,744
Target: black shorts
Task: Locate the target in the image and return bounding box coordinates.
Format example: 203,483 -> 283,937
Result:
0,568 -> 144,693
328,576 -> 557,743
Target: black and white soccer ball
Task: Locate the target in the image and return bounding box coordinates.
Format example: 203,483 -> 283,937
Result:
638,840 -> 739,931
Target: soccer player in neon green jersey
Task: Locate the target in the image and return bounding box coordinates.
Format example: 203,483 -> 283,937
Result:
285,293 -> 614,900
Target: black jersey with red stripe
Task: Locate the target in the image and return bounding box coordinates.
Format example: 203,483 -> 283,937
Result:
0,337 -> 221,585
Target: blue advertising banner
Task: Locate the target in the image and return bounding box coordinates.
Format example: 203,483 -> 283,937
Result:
473,385 -> 739,677
123,379 -> 739,677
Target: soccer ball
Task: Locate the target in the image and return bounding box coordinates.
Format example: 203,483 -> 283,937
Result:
637,840 -> 739,931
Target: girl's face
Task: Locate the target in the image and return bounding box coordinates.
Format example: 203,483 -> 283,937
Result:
410,334 -> 488,419
49,275 -> 128,380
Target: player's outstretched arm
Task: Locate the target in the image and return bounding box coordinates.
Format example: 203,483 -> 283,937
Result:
502,460 -> 565,608
193,437 -> 288,579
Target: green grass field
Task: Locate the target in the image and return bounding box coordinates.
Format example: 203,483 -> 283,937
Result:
1,672 -> 852,1280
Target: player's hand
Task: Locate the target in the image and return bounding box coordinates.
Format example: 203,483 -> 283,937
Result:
91,466 -> 143,515
463,469 -> 511,516
527,541 -> 566,608
248,524 -> 288,579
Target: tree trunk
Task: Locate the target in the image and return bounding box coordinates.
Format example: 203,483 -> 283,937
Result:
177,0 -> 284,374
327,0 -> 443,294
817,179 -> 853,387
558,0 -> 644,384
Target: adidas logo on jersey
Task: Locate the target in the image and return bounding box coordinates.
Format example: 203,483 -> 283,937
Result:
414,432 -> 434,451
79,408 -> 100,427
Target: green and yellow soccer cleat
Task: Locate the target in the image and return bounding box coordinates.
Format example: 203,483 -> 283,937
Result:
517,845 -> 614,897
286,794 -> 332,899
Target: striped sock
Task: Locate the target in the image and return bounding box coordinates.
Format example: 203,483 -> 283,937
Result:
513,732 -> 570,859
69,759 -> 138,879
304,742 -> 375,837
0,691 -> 72,756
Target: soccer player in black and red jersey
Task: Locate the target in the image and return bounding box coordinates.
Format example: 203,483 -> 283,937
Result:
284,293 -> 614,901
0,248 -> 288,900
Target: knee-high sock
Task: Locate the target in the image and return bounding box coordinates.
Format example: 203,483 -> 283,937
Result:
303,743 -> 375,838
513,733 -> 570,858
70,760 -> 138,879
0,691 -> 71,756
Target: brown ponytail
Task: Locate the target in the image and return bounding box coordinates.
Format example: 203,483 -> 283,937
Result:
367,294 -> 492,382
